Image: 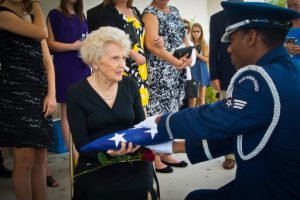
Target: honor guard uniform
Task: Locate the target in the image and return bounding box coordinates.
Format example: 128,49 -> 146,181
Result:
146,2 -> 300,200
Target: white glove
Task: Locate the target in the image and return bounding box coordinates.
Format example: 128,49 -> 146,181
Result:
146,141 -> 173,154
134,115 -> 159,129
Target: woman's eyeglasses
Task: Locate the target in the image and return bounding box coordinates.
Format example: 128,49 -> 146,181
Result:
192,30 -> 201,33
184,26 -> 189,30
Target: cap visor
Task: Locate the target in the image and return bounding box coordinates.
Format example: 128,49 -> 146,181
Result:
221,28 -> 238,42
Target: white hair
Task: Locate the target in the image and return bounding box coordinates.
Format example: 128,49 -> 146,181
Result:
80,26 -> 131,66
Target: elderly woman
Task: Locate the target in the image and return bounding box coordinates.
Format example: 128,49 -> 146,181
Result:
67,27 -> 158,200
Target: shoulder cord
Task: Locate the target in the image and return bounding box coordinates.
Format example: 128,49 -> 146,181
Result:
226,65 -> 281,161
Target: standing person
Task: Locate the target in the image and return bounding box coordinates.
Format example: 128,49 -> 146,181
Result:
142,0 -> 191,173
140,2 -> 300,200
285,0 -> 300,60
86,1 -> 104,33
209,9 -> 236,170
67,27 -> 158,200
191,23 -> 210,106
93,0 -> 151,108
46,0 -> 91,162
0,0 -> 57,199
182,19 -> 198,108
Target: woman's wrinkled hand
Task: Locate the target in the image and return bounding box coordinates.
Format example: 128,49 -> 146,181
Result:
107,142 -> 140,156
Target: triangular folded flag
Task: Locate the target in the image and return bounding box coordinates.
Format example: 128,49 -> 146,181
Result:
80,128 -> 169,152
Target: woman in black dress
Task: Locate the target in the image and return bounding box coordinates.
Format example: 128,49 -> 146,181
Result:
67,26 -> 157,200
0,0 -> 56,199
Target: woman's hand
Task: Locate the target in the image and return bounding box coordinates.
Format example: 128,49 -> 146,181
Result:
153,36 -> 164,48
175,54 -> 192,70
43,94 -> 57,118
107,142 -> 140,156
71,40 -> 83,51
131,51 -> 146,66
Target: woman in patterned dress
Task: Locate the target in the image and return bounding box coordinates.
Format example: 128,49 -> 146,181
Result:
0,0 -> 56,199
100,0 -> 150,108
142,0 -> 191,173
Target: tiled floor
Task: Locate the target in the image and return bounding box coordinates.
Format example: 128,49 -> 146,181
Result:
0,150 -> 236,200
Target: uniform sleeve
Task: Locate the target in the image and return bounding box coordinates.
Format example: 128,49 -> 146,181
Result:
157,69 -> 274,141
66,85 -> 89,151
185,139 -> 234,164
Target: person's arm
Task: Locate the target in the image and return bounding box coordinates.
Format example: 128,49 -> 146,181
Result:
0,0 -> 47,39
173,139 -> 233,163
156,70 -> 274,141
209,13 -> 221,92
196,42 -> 209,63
46,14 -> 82,52
66,86 -> 89,151
41,40 -> 57,117
142,12 -> 189,69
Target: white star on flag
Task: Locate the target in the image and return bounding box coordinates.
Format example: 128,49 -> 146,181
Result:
145,129 -> 158,139
108,133 -> 127,147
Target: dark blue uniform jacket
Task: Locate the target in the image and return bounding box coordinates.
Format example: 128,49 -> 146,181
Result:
158,47 -> 300,200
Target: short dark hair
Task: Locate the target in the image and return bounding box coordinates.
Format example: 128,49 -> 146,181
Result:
242,28 -> 287,49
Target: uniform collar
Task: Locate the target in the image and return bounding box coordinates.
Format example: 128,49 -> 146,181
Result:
256,46 -> 288,66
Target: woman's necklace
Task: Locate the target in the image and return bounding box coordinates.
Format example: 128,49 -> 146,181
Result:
93,74 -> 117,101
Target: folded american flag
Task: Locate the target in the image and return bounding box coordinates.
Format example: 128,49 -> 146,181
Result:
80,128 -> 168,152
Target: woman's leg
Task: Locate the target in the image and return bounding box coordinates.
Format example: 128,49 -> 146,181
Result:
154,155 -> 168,170
197,86 -> 206,106
13,148 -> 35,200
45,154 -> 59,187
188,98 -> 197,108
31,149 -> 47,200
61,103 -> 78,160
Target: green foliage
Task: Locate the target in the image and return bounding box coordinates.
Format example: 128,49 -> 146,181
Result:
205,86 -> 218,104
265,0 -> 286,7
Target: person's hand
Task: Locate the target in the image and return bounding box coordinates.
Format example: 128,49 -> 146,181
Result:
72,40 -> 83,51
285,42 -> 300,56
176,54 -> 192,70
134,115 -> 161,129
146,141 -> 173,154
153,36 -> 164,48
211,79 -> 221,92
107,142 -> 140,156
291,45 -> 300,56
43,94 -> 57,118
132,52 -> 146,66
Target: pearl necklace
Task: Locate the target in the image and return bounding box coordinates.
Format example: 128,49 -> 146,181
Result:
93,74 -> 117,101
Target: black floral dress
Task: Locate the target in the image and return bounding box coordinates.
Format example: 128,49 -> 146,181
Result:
0,6 -> 53,148
143,6 -> 186,116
